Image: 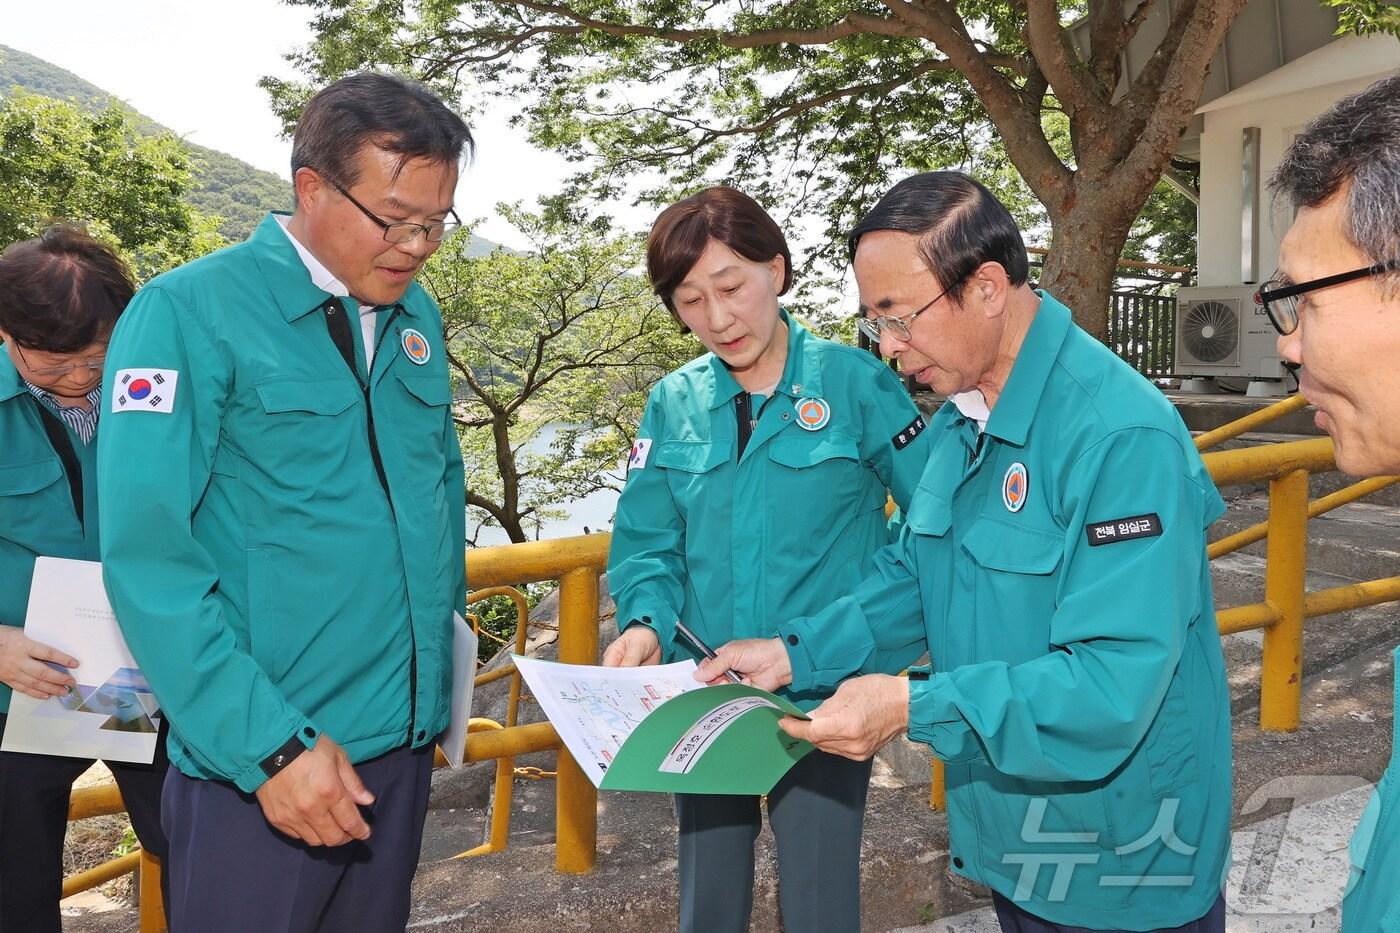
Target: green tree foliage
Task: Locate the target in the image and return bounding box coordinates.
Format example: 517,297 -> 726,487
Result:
266,0 -> 1301,339
1324,0 -> 1400,34
0,44 -> 290,242
0,90 -> 225,278
426,206 -> 695,544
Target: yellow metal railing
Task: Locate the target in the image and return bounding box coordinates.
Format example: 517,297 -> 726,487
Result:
1193,393 -> 1312,452
462,534 -> 609,873
65,783 -> 165,933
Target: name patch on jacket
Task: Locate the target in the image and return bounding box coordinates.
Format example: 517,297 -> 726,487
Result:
1085,513 -> 1162,547
892,415 -> 926,451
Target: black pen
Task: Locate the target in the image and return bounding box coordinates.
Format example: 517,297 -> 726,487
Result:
675,621 -> 743,684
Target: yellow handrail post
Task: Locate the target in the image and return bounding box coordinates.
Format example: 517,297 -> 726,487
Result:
138,849 -> 166,933
554,566 -> 601,873
929,757 -> 946,811
1260,468 -> 1308,731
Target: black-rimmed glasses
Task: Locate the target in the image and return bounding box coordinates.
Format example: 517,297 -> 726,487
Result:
328,178 -> 461,244
1255,260 -> 1398,335
857,278 -> 964,343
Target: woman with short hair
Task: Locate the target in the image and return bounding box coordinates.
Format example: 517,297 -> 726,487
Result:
605,187 -> 932,932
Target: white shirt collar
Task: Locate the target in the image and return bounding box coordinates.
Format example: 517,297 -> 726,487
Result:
950,389 -> 991,432
275,214 -> 354,302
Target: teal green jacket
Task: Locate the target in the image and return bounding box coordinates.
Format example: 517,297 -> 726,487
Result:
1343,645 -> 1400,931
608,313 -> 933,709
98,214 -> 466,792
778,293 -> 1232,928
0,355 -> 102,713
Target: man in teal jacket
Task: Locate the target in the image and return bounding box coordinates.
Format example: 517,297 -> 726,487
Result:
1263,72 -> 1400,932
0,226 -> 170,932
98,73 -> 469,932
703,172 -> 1232,931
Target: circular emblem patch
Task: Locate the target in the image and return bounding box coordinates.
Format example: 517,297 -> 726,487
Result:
794,397 -> 831,431
1002,462 -> 1029,513
401,328 -> 431,365
127,379 -> 152,400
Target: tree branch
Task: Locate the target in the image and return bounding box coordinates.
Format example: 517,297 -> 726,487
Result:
487,0 -> 924,47
1114,0 -> 1248,195
1024,0 -> 1099,111
883,0 -> 1071,206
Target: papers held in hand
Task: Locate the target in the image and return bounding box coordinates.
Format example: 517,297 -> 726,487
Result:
512,656 -> 812,795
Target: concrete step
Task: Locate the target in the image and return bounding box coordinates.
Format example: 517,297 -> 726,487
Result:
1209,496 -> 1400,582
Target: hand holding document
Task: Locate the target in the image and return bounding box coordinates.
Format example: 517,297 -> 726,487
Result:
513,655 -> 813,795
1,557 -> 159,763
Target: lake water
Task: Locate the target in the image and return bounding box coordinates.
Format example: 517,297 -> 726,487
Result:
470,421 -> 622,547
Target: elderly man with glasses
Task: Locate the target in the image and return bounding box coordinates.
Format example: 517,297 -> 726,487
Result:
1261,71 -> 1400,933
97,73 -> 470,933
702,171 -> 1232,932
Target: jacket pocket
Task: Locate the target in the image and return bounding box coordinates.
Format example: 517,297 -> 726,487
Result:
653,439 -> 730,521
959,520 -> 1062,666
249,379 -> 363,482
653,439 -> 730,473
0,457 -> 74,550
391,371 -> 453,486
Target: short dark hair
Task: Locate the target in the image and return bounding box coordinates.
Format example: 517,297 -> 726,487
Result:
0,225 -> 135,353
848,171 -> 1029,301
290,72 -> 474,193
1271,72 -> 1400,296
646,186 -> 793,315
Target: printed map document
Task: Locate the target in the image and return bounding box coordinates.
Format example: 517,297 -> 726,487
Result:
513,655 -> 813,794
1,557 -> 158,763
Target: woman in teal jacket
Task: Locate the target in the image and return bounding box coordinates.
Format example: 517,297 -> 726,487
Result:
604,187 -> 932,932
0,226 -> 169,932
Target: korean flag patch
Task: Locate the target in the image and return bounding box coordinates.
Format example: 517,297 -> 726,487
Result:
113,369 -> 179,414
628,438 -> 653,472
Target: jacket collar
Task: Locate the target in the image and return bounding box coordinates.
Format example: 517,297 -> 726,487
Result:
0,352 -> 27,402
982,290 -> 1072,447
248,212 -> 417,322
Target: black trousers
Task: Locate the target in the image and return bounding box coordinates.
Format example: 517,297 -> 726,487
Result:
675,750 -> 874,933
0,712 -> 171,933
161,740 -> 435,933
992,892 -> 1227,933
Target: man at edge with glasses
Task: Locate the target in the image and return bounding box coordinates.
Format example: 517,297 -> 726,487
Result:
96,73 -> 469,932
1259,71 -> 1400,933
701,171 -> 1233,931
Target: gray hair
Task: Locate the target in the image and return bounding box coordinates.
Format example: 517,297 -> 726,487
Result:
1270,71 -> 1400,296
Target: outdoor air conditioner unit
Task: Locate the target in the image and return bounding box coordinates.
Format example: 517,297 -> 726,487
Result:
1174,285 -> 1286,382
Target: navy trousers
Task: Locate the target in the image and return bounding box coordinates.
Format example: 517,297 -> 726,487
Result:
675,749 -> 873,933
161,740 -> 434,933
992,892 -> 1228,933
0,712 -> 171,933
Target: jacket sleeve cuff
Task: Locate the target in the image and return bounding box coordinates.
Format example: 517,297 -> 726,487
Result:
619,609 -> 679,661
233,717 -> 321,793
906,675 -> 985,764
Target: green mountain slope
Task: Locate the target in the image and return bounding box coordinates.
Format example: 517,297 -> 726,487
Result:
0,44 -> 500,255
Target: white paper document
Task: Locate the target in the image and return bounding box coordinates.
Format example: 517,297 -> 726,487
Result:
1,557 -> 158,763
512,655 -> 704,786
439,612 -> 479,769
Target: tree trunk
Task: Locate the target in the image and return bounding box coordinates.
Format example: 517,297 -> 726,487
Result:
1038,197 -> 1139,342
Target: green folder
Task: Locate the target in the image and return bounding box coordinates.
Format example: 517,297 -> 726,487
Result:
600,683 -> 813,794
512,655 -> 814,795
